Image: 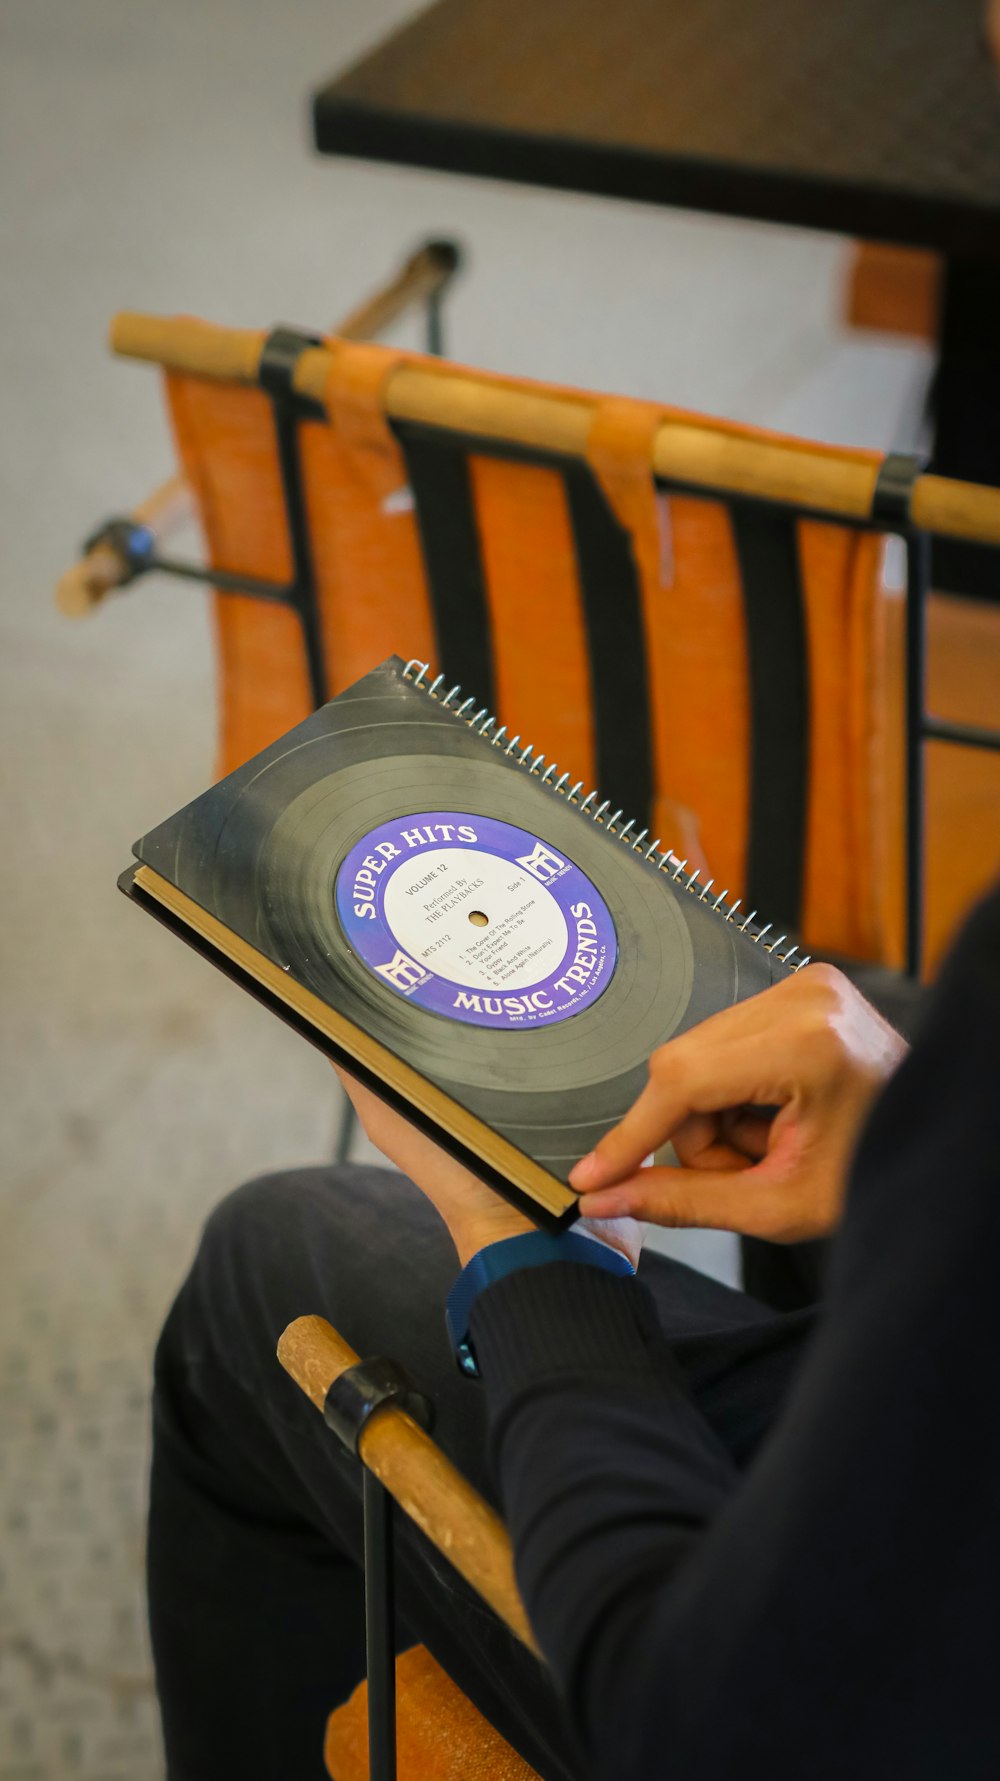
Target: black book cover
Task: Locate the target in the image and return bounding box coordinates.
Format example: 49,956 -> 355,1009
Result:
122,656 -> 793,1227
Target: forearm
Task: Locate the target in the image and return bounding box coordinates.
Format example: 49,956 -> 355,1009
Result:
470,1264 -> 740,1777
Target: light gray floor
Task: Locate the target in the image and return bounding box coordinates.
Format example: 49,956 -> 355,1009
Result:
0,2 -> 933,1774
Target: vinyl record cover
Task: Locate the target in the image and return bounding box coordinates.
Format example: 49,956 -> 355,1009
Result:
121,656 -> 797,1227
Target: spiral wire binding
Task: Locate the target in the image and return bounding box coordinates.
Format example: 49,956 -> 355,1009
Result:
403,661 -> 809,969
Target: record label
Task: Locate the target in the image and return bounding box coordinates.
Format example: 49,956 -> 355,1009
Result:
336,812 -> 618,1028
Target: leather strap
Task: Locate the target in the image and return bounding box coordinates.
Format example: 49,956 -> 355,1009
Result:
323,339 -> 412,500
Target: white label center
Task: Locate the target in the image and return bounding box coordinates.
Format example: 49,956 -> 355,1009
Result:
381,848 -> 568,992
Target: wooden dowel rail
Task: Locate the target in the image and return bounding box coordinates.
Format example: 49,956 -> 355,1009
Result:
336,238 -> 460,343
910,474 -> 1000,548
277,1314 -> 539,1657
108,310 -> 1000,548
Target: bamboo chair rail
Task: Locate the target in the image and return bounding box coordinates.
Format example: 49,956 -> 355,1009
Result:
277,1314 -> 539,1657
108,310 -> 1000,548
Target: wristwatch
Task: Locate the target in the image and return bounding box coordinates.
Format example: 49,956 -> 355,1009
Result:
445,1228 -> 636,1377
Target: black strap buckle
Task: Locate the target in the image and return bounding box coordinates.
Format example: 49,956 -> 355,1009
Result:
871,452 -> 925,528
323,1356 -> 434,1457
81,516 -> 156,584
258,325 -> 324,400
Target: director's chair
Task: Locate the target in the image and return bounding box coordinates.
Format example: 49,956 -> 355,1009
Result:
61,294 -> 1000,1774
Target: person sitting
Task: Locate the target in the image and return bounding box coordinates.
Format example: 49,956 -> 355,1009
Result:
147,881 -> 1000,1781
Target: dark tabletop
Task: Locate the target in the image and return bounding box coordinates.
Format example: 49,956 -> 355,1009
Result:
315,0 -> 1000,258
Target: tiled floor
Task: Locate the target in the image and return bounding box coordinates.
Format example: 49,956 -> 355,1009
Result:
0,1 -> 933,1773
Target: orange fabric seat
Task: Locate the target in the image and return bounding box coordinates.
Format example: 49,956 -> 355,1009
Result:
325,1645 -> 540,1781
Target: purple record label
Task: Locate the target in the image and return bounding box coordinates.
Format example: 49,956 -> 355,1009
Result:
335,812 -> 618,1028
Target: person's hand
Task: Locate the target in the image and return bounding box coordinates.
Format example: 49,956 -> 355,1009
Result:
334,1067 -> 644,1269
569,965 -> 907,1243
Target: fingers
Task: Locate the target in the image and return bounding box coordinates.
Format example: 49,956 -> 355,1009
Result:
671,1107 -> 774,1168
568,966 -> 889,1243
721,1105 -> 775,1162
569,967 -> 857,1196
570,1069 -> 693,1192
576,1164 -> 784,1238
570,1021 -> 782,1194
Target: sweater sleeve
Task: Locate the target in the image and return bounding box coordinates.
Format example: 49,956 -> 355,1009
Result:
470,884 -> 1000,1781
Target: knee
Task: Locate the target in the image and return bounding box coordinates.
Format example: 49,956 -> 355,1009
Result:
185,1169 -> 308,1327
151,1172 -> 372,1487
197,1163 -> 391,1280
160,1168 -> 348,1384
199,1166 -> 319,1269
168,1164 -> 406,1374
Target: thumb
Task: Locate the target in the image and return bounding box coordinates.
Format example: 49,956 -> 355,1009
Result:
576,1162 -> 783,1239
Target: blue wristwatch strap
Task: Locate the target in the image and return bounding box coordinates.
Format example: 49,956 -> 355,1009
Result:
446,1230 -> 636,1377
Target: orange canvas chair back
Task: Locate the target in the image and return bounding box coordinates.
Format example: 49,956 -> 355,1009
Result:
153,320 -> 894,965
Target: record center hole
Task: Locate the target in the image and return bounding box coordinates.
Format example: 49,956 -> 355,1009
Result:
468,910 -> 489,928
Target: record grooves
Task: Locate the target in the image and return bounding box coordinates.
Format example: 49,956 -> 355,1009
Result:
122,656 -> 797,1227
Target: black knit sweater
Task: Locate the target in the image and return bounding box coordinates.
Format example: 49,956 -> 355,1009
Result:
470,884 -> 1000,1780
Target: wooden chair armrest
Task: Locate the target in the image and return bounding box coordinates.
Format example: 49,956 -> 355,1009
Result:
277,1314 -> 539,1656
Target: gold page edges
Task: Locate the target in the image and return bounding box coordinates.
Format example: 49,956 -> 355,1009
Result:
133,863 -> 575,1220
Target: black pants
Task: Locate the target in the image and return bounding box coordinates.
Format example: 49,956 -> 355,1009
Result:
149,1165 -> 814,1781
